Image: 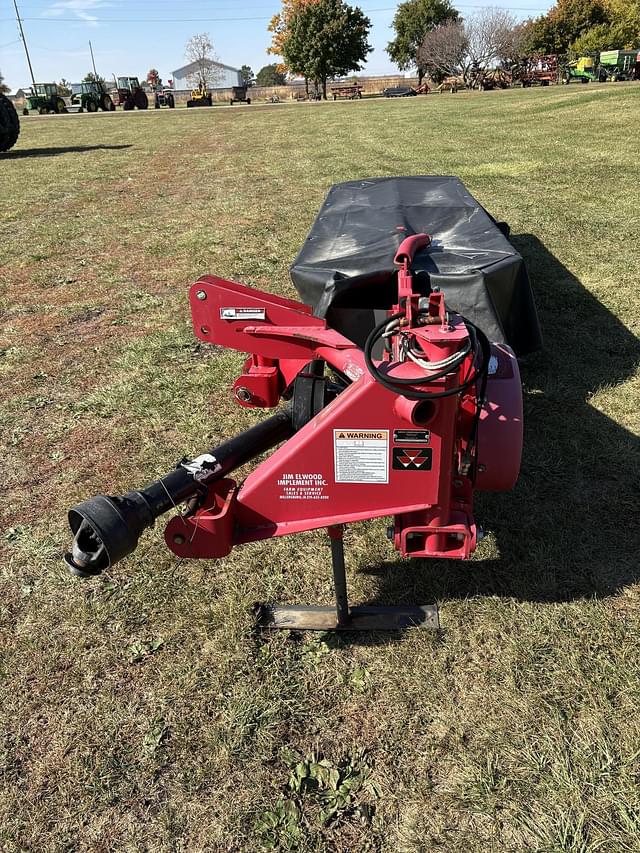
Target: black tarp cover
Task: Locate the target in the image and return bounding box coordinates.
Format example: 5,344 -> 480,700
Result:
290,177 -> 542,354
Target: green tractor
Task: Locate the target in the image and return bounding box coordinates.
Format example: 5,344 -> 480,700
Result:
0,92 -> 20,152
563,55 -> 599,84
23,82 -> 68,115
70,80 -> 115,112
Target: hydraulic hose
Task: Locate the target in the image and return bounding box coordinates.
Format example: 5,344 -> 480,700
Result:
363,312 -> 491,401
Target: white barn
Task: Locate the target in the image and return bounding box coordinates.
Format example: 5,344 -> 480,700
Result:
171,60 -> 242,91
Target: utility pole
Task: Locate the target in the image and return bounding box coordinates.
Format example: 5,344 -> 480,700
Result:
89,40 -> 98,80
12,0 -> 36,87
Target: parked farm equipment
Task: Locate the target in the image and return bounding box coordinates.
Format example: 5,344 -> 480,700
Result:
0,93 -> 20,152
64,176 -> 541,632
69,81 -> 115,113
563,55 -> 600,84
331,84 -> 363,100
115,77 -> 148,110
436,76 -> 464,93
154,88 -> 175,109
22,83 -> 68,115
187,85 -> 212,107
383,86 -> 418,97
471,68 -> 511,90
598,50 -> 640,81
230,85 -> 251,105
514,55 -> 559,87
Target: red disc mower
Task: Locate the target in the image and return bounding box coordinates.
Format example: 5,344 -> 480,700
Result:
65,177 -> 541,631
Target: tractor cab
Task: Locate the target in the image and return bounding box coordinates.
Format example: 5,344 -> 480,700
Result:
35,83 -> 56,97
69,81 -> 115,113
117,76 -> 139,92
115,76 -> 148,110
23,83 -> 67,116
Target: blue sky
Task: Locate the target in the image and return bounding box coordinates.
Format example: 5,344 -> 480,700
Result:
1,0 -> 553,92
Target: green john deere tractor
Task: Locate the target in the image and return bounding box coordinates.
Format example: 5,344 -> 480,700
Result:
563,55 -> 601,84
70,80 -> 115,112
23,83 -> 68,115
0,92 -> 20,152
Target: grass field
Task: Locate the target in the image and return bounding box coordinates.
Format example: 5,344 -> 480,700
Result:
1,85 -> 639,852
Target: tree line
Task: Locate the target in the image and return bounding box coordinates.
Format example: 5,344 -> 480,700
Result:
262,0 -> 640,94
7,0 -> 633,97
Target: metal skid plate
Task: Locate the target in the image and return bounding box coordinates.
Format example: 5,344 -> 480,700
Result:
255,603 -> 439,632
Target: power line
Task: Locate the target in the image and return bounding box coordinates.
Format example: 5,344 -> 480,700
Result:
13,0 -> 549,6
1,6 -> 549,24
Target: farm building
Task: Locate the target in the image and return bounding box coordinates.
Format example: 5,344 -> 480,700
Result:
170,60 -> 242,91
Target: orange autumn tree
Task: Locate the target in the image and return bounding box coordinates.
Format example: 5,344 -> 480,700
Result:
268,0 -> 321,90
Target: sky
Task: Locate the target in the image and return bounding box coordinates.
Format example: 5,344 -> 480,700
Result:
1,0 -> 554,93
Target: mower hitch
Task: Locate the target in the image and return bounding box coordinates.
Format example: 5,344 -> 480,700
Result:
65,188 -> 529,633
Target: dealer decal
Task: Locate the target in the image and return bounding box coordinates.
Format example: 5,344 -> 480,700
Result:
277,472 -> 329,500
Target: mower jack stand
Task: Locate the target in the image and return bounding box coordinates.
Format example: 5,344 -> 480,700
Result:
255,526 -> 439,632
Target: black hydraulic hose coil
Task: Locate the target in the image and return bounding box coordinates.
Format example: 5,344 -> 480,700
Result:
363,311 -> 491,401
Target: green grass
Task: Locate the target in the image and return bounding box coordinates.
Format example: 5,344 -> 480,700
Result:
1,85 -> 639,852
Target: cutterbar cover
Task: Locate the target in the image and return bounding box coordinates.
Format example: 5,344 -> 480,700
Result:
290,176 -> 542,355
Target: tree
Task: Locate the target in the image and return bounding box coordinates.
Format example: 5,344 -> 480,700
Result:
0,71 -> 10,95
522,0 -> 611,54
465,8 -> 520,71
256,64 -> 288,86
147,68 -> 162,88
570,21 -> 616,52
240,65 -> 255,86
185,33 -> 222,89
606,0 -> 640,37
417,21 -> 468,82
83,72 -> 106,84
282,0 -> 372,99
569,0 -> 640,51
268,0 -> 320,69
387,0 -> 459,83
418,9 -> 526,85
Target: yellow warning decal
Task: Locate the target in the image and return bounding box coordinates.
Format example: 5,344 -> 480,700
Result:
336,431 -> 386,440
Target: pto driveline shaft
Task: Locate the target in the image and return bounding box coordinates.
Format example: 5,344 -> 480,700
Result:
64,407 -> 294,577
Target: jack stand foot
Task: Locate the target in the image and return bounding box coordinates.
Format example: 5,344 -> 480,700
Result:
254,603 -> 439,631
254,525 -> 439,632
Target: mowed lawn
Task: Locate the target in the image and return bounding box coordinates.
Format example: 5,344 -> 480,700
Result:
1,86 -> 639,852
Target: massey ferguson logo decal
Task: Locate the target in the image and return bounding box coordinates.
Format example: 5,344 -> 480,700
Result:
392,447 -> 433,471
